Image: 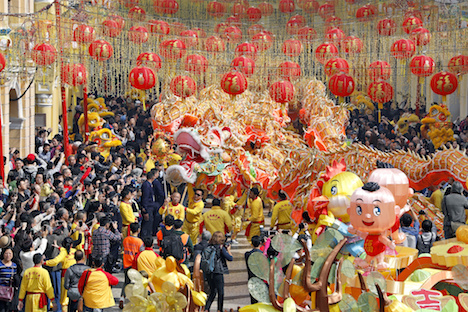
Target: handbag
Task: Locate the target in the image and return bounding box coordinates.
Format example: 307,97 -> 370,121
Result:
451,221 -> 465,233
77,270 -> 91,312
0,277 -> 14,301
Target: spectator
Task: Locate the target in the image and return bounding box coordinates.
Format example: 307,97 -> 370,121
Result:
428,183 -> 443,210
417,220 -> 437,255
399,210 -> 420,249
78,257 -> 118,311
204,231 -> 233,312
120,186 -> 136,239
270,191 -> 293,232
173,219 -> 193,266
91,217 -> 121,272
159,192 -> 185,221
134,236 -> 160,277
19,227 -> 48,275
64,250 -> 89,312
0,247 -> 19,312
193,230 -> 211,259
18,253 -> 56,312
442,181 -> 468,239
140,171 -> 158,237
156,215 -> 175,251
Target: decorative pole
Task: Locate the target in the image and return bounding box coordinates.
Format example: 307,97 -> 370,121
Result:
54,0 -> 70,164
0,104 -> 4,181
83,86 -> 89,142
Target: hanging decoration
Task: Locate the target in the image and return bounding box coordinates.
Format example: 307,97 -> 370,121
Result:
325,58 -> 349,77
73,25 -> 95,43
270,80 -> 295,104
102,19 -> 121,38
279,0 -> 295,13
32,43 -> 57,66
368,81 -> 394,122
220,71 -> 248,96
170,75 -> 196,99
88,40 -> 113,62
137,52 -> 162,72
205,36 -> 225,53
282,39 -> 303,58
128,6 -> 146,22
368,61 -> 391,81
128,26 -> 149,44
235,42 -> 257,60
430,71 -> 458,102
184,54 -> 208,75
0,53 -> 5,73
159,39 -> 186,60
231,56 -> 255,78
315,42 -> 339,64
377,18 -> 396,36
148,20 -> 170,36
129,66 -> 156,110
328,73 -> 355,98
447,55 -> 468,81
278,61 -> 301,81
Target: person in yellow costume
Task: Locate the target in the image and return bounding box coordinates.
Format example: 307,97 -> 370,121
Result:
270,190 -> 293,231
221,195 -> 243,244
70,211 -> 86,251
202,198 -> 233,235
429,183 -> 443,210
136,237 -> 163,277
160,192 -> 186,221
120,186 -> 136,239
44,237 -> 77,309
182,187 -> 205,243
18,254 -> 56,312
244,188 -> 265,243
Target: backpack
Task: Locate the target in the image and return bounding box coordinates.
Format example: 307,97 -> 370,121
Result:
200,245 -> 217,275
417,233 -> 434,254
161,232 -> 185,261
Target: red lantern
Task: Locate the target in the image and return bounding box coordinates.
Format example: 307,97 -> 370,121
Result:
315,43 -> 339,64
129,66 -> 156,90
279,0 -> 295,13
342,36 -> 363,53
224,26 -> 242,44
329,73 -> 355,97
137,52 -> 162,72
283,39 -> 303,58
278,61 -> 301,81
235,42 -> 257,60
303,0 -> 319,13
61,64 -> 87,86
170,75 -> 196,99
102,19 -> 121,37
430,71 -> 458,97
123,0 -> 138,8
318,2 -> 334,19
207,1 -> 226,18
226,15 -> 241,28
290,14 -> 306,25
159,39 -> 186,60
252,32 -> 273,51
368,81 -> 393,103
32,43 -> 57,66
231,2 -> 247,17
185,54 -> 208,75
206,36 -> 225,53
324,58 -> 349,76
325,28 -> 345,46
161,0 -> 179,14
109,15 -> 125,30
258,2 -> 273,17
248,24 -> 264,38
180,30 -> 199,48
402,16 -> 423,34
377,18 -> 396,36
128,6 -> 146,21
231,56 -> 256,77
192,28 -> 207,39
73,25 -> 95,43
410,27 -> 431,46
215,22 -> 229,34
154,0 -> 165,14
0,53 -> 5,73
298,27 -> 316,43
368,61 -> 391,81
391,39 -> 415,60
448,55 -> 468,77
409,55 -> 435,77
286,18 -> 302,36
325,16 -> 342,32
220,71 -> 248,95
148,20 -> 170,35
356,5 -> 375,22
270,81 -> 295,103
128,26 -> 149,44
88,40 -> 113,61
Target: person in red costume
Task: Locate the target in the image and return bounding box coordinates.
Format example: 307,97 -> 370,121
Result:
348,182 -> 400,270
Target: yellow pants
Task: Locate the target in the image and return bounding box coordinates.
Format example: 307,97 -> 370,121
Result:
248,222 -> 262,242
61,276 -> 69,306
182,220 -> 200,244
25,294 -> 47,312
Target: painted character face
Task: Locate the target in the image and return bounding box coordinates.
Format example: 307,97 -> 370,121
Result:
348,185 -> 400,234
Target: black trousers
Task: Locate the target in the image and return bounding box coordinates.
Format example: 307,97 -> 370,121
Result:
141,207 -> 154,238
205,273 -> 224,312
68,298 -> 78,312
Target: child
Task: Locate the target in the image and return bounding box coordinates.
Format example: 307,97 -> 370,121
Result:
417,220 -> 436,254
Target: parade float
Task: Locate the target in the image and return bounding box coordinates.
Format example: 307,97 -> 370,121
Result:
3,0 -> 468,311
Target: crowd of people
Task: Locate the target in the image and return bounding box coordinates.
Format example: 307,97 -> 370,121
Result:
0,96 -> 466,312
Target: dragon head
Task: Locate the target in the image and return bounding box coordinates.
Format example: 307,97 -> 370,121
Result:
77,112 -> 104,134
397,113 -> 420,134
173,128 -> 210,162
89,128 -> 122,148
85,97 -> 115,118
421,104 -> 451,125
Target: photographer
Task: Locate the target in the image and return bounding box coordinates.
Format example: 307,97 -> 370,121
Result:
204,231 -> 233,312
293,222 -> 312,260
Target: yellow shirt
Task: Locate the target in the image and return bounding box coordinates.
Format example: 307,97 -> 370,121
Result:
137,249 -> 160,276
271,200 -> 293,229
45,247 -> 76,270
82,269 -> 115,309
249,197 -> 264,223
203,206 -> 233,234
19,266 -> 55,300
120,201 -> 136,226
429,189 -> 443,210
186,200 -> 204,223
70,223 -> 85,251
40,183 -> 53,198
159,203 -> 185,221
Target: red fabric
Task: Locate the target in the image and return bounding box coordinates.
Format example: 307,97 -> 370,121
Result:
364,234 -> 386,257
80,167 -> 92,184
27,292 -> 49,308
78,270 -> 90,295
99,268 -> 119,286
199,221 -> 205,234
245,223 -> 252,237
391,215 -> 400,233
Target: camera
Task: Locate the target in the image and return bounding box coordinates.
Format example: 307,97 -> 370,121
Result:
79,221 -> 84,227
224,233 -> 232,247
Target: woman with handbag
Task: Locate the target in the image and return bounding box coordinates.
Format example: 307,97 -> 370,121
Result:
0,247 -> 18,312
